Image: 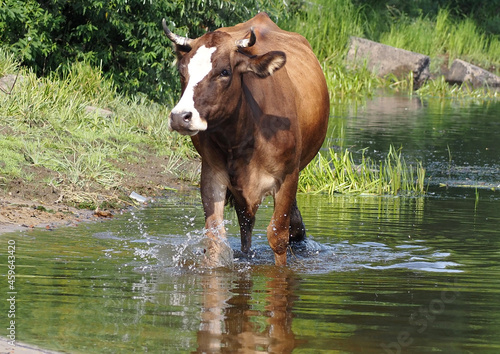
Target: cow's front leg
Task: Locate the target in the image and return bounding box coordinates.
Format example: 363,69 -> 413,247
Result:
267,169 -> 299,266
200,162 -> 232,267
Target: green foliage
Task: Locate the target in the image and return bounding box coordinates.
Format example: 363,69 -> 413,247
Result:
353,0 -> 500,36
0,48 -> 195,205
299,146 -> 426,196
379,9 -> 500,71
0,0 -> 301,102
0,0 -> 60,65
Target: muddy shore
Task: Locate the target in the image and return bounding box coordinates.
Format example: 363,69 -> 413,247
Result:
0,153 -> 199,235
0,194 -> 102,235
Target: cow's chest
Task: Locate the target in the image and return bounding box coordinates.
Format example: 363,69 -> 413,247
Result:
226,149 -> 289,207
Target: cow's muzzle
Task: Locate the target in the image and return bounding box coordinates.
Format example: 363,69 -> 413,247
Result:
169,110 -> 207,136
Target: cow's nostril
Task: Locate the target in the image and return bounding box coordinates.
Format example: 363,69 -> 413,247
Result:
182,112 -> 192,122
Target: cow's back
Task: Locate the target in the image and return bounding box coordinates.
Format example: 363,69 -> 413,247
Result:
218,13 -> 330,169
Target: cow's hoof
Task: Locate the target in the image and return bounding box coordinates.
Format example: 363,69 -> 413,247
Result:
201,237 -> 234,268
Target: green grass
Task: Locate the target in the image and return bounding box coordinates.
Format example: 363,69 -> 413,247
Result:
323,62 -> 382,103
283,0 -> 364,63
285,1 -> 500,101
379,8 -> 500,73
0,137 -> 25,178
0,49 -> 196,207
416,76 -> 500,99
0,50 -> 19,78
299,145 -> 426,196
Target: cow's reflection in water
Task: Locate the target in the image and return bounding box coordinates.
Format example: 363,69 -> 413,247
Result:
196,267 -> 300,353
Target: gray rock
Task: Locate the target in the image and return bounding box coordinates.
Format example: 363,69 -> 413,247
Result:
346,37 -> 430,87
0,74 -> 25,94
85,105 -> 114,118
446,59 -> 500,88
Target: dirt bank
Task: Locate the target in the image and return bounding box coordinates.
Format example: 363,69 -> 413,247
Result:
0,195 -> 99,234
0,152 -> 199,235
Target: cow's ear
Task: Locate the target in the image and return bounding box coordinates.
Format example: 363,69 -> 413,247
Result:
245,51 -> 286,78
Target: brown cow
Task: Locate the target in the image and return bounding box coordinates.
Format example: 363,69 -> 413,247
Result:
162,13 -> 329,266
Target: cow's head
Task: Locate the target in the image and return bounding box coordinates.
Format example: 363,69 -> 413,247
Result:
163,19 -> 286,136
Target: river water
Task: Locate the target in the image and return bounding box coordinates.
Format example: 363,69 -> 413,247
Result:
1,95 -> 499,353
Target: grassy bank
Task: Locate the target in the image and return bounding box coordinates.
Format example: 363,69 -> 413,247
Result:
0,49 -> 198,208
379,9 -> 500,73
0,48 -> 425,205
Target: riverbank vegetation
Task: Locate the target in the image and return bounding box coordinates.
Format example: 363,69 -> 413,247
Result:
282,0 -> 499,99
1,0 -> 499,207
299,145 -> 426,196
0,50 -> 197,207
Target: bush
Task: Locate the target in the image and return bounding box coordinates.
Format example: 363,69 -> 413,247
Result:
0,0 -> 301,102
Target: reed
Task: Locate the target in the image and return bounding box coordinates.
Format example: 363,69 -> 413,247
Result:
283,0 -> 364,63
323,61 -> 382,102
379,8 -> 500,73
416,76 -> 500,99
298,146 -> 426,196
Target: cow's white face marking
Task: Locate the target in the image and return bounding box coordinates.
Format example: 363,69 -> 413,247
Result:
170,45 -> 217,134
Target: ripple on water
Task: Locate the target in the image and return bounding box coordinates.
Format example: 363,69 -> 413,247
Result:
128,231 -> 462,275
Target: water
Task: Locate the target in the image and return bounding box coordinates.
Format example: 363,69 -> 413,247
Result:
1,95 -> 500,353
329,95 -> 500,189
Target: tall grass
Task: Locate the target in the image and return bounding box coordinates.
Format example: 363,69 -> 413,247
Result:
0,48 -> 196,207
416,76 -> 500,99
283,0 -> 364,63
380,9 -> 500,72
0,50 -> 19,78
299,146 -> 426,196
281,0 -> 383,102
323,62 -> 382,103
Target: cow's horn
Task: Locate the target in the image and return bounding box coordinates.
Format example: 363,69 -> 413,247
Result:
236,28 -> 256,48
162,18 -> 193,48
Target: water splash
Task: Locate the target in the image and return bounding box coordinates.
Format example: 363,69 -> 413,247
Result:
123,202 -> 462,275
130,230 -> 235,273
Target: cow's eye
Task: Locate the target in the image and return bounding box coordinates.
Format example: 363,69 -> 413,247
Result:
220,69 -> 231,77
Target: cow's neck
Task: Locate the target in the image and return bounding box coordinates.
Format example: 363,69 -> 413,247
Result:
209,110 -> 255,158
202,75 -> 294,159
207,84 -> 257,155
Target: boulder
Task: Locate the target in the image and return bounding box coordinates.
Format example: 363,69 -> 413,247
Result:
446,59 -> 500,88
0,74 -> 25,94
85,105 -> 114,118
346,37 -> 430,87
